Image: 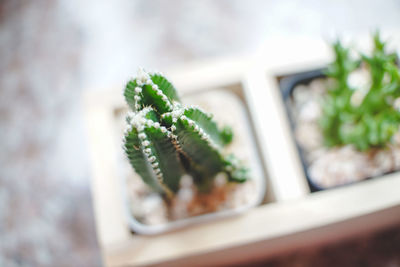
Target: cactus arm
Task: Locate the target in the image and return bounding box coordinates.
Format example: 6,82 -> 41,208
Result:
183,106 -> 233,147
150,73 -> 180,102
123,122 -> 165,194
175,115 -> 223,171
124,69 -> 174,114
171,115 -> 225,191
220,126 -> 234,145
162,106 -> 233,147
143,124 -> 184,193
123,69 -> 181,114
124,108 -> 185,197
141,83 -> 173,114
162,107 -> 248,189
223,154 -> 249,183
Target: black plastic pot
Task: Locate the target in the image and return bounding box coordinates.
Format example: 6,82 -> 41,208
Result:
279,68 -> 327,192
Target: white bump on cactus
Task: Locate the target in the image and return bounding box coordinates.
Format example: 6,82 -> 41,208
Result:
187,119 -> 194,127
143,140 -> 150,147
137,67 -> 150,82
201,134 -> 209,141
394,97 -> 400,111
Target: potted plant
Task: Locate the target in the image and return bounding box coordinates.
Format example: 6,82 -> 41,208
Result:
85,51 -> 400,266
281,32 -> 400,190
120,68 -> 265,234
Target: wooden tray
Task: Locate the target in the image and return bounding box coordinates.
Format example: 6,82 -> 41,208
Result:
84,35 -> 400,266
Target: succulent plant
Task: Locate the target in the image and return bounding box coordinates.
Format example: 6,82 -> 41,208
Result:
320,32 -> 400,151
123,69 -> 248,198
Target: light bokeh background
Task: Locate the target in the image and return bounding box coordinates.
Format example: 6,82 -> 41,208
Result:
1,1 -> 399,266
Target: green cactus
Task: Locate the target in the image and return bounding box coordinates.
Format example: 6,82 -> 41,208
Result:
320,32 -> 400,151
123,68 -> 248,198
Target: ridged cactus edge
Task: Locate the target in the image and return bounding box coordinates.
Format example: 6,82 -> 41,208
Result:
123,68 -> 249,198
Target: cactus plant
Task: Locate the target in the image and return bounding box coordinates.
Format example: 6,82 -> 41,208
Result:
123,68 -> 248,199
320,32 -> 400,151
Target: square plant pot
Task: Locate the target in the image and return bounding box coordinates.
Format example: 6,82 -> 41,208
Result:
246,32 -> 400,193
277,51 -> 400,192
114,85 -> 266,234
278,68 -> 400,191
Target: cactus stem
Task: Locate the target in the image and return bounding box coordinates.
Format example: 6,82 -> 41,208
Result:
178,116 -> 222,153
124,69 -> 248,196
136,126 -> 174,199
133,68 -> 174,111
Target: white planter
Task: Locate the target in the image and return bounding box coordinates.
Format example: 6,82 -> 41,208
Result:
117,89 -> 266,235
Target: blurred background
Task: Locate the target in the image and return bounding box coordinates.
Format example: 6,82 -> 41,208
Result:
1,0 -> 400,266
